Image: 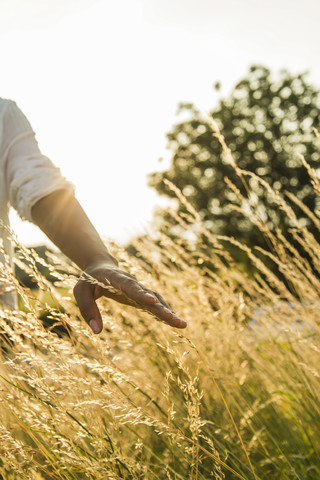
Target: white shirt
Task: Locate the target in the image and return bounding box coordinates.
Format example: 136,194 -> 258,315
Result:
0,98 -> 74,307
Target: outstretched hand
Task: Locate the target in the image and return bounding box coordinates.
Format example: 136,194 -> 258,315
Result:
73,262 -> 187,334
31,190 -> 186,334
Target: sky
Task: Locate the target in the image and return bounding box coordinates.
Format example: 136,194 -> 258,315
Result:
1,0 -> 320,247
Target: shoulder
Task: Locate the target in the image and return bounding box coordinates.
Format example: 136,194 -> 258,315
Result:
0,98 -> 20,119
0,98 -> 32,132
0,98 -> 17,107
0,97 -> 14,109
0,99 -> 34,150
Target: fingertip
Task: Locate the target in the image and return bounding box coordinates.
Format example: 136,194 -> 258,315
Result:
163,309 -> 187,329
178,319 -> 188,329
89,319 -> 103,334
171,316 -> 187,329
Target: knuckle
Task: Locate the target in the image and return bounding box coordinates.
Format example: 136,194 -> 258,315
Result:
120,276 -> 136,289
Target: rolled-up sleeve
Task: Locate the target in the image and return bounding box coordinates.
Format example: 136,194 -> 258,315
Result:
4,100 -> 74,222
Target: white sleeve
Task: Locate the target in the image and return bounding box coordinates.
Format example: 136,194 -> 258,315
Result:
4,100 -> 74,222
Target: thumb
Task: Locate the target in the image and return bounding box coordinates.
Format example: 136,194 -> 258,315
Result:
73,281 -> 103,334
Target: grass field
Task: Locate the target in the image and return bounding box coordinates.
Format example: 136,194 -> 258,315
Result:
1,136 -> 320,479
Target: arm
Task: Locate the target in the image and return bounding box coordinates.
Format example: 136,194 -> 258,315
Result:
31,189 -> 187,333
3,100 -> 186,333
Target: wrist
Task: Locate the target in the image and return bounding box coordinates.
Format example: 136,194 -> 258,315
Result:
82,252 -> 119,271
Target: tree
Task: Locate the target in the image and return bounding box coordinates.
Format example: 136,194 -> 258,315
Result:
149,66 -> 320,249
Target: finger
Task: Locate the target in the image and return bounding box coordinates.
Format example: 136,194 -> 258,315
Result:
98,289 -> 137,306
108,275 -> 157,306
73,282 -> 103,334
95,281 -> 154,307
98,281 -> 186,328
89,269 -> 186,328
152,291 -> 171,310
144,302 -> 187,329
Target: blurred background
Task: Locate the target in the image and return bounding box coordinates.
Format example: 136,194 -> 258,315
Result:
2,0 -> 320,246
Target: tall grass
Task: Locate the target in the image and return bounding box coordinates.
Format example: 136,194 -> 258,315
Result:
1,131 -> 320,479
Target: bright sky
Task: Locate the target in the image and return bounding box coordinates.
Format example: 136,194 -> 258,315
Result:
2,0 -> 320,246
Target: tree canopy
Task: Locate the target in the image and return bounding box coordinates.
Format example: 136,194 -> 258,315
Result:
149,65 -> 320,249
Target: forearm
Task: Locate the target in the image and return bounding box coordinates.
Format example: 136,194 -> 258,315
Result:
31,189 -> 118,270
31,189 -> 186,332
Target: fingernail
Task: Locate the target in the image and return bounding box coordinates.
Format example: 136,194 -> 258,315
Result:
89,319 -> 100,334
144,293 -> 156,302
173,314 -> 187,328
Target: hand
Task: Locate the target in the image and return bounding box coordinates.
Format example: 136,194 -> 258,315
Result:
73,262 -> 187,334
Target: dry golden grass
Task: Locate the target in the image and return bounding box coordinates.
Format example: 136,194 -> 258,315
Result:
1,132 -> 320,479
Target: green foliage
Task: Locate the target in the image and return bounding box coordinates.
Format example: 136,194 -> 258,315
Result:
149,65 -> 320,248
3,65 -> 320,479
